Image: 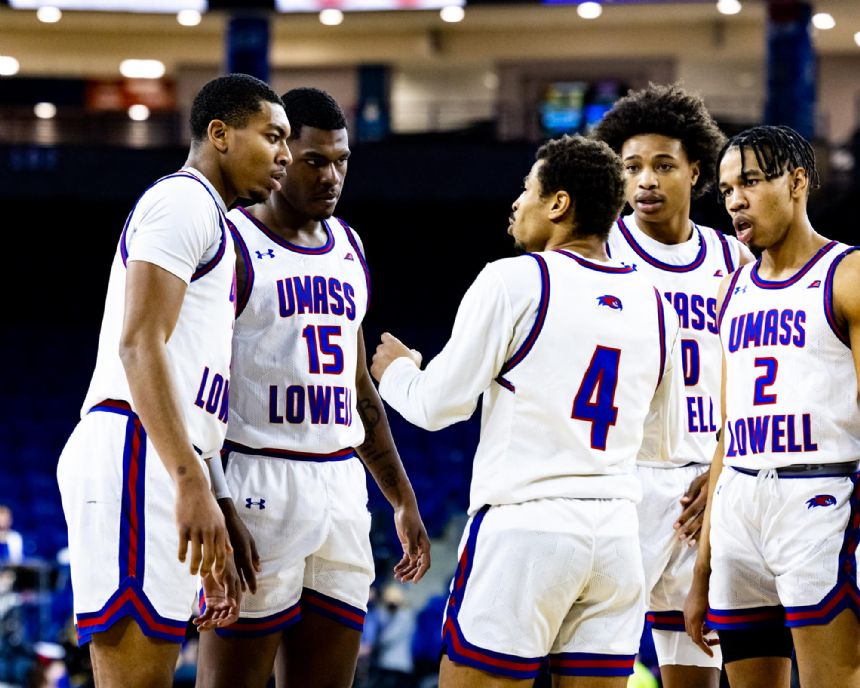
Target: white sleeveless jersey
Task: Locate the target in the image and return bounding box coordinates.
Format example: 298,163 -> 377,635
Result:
379,249 -> 683,512
81,169 -> 236,458
607,214 -> 743,466
225,207 -> 370,454
719,241 -> 860,469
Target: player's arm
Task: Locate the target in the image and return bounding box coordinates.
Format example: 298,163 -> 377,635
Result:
371,265 -> 512,429
684,275 -> 732,655
355,327 -> 431,584
831,250 -> 860,388
120,261 -> 230,581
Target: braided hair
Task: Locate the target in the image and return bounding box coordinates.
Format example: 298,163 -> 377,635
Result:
716,125 -> 820,194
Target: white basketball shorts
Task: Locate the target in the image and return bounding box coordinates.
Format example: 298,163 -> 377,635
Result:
637,463 -> 722,668
57,400 -> 203,646
211,442 -> 374,638
708,467 -> 860,630
442,498 -> 645,680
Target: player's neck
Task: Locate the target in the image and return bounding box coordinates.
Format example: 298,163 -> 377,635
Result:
254,197 -> 327,247
759,217 -> 828,278
184,150 -> 234,207
549,235 -> 610,262
633,211 -> 693,245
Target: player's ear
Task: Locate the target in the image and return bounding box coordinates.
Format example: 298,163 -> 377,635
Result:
549,190 -> 572,220
208,119 -> 230,153
690,160 -> 701,189
790,167 -> 808,198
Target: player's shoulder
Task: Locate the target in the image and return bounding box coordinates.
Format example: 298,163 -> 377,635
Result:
138,171 -> 220,218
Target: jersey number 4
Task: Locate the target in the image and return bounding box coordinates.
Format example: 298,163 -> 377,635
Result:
571,346 -> 621,451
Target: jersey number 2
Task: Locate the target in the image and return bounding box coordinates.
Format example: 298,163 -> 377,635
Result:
571,346 -> 621,451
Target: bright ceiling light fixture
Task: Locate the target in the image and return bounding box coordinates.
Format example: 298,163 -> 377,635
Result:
0,56 -> 20,76
855,31 -> 860,47
811,12 -> 835,30
716,0 -> 742,15
440,5 -> 465,22
34,102 -> 57,119
128,104 -> 151,121
319,9 -> 344,25
577,2 -> 602,19
36,6 -> 62,23
119,59 -> 165,79
177,9 -> 201,26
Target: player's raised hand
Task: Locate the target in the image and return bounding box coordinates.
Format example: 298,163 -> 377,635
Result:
371,333 -> 423,383
392,502 -> 431,584
218,498 -> 262,594
175,483 -> 232,581
674,468 -> 709,546
195,568 -> 240,631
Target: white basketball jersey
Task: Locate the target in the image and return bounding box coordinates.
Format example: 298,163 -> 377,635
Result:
81,169 -> 236,458
719,241 -> 860,469
380,249 -> 683,513
226,207 -> 370,454
607,214 -> 743,466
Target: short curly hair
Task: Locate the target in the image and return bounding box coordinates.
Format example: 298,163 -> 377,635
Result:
190,73 -> 283,142
592,83 -> 725,198
535,134 -> 624,239
282,87 -> 347,139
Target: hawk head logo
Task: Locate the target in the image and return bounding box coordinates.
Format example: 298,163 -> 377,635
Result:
597,295 -> 623,310
806,494 -> 836,509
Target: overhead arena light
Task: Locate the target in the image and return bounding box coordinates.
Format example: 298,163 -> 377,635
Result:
128,104 -> 151,121
440,5 -> 464,22
0,56 -> 21,76
319,8 -> 343,24
716,0 -> 741,16
36,6 -> 62,22
120,59 -> 166,79
176,9 -> 201,25
577,2 -> 602,20
34,102 -> 58,119
811,12 -> 835,30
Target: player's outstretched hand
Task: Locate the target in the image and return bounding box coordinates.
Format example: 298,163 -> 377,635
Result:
684,570 -> 715,657
674,468 -> 709,546
176,483 -> 232,582
218,498 -> 262,594
371,333 -> 423,383
392,503 -> 431,584
195,569 -> 240,631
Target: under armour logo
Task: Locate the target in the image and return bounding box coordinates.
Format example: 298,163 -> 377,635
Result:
713,269 -> 724,277
734,285 -> 747,295
621,262 -> 637,272
344,252 -> 355,261
808,280 -> 821,289
245,498 -> 266,509
255,249 -> 275,259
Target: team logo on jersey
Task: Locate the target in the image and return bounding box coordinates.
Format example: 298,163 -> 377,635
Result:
344,252 -> 355,261
713,269 -> 724,277
807,280 -> 821,289
255,249 -> 276,259
245,497 -> 266,510
734,285 -> 747,295
806,494 -> 836,509
597,294 -> 623,310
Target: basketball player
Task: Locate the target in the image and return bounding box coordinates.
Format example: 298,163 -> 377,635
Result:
372,134 -> 685,688
685,125 -> 860,688
195,88 -> 431,688
593,83 -> 753,688
56,75 -> 290,688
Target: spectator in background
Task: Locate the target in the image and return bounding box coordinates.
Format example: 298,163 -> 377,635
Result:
411,592 -> 447,684
373,584 -> 416,688
0,505 -> 23,564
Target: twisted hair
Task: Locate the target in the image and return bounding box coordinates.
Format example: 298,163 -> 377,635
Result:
536,134 -> 624,239
717,125 -> 820,193
592,83 -> 725,198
